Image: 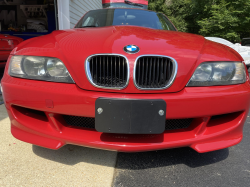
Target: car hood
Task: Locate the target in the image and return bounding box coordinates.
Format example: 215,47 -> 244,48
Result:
205,37 -> 250,65
12,26 -> 242,93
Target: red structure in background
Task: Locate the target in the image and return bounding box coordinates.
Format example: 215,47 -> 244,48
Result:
0,34 -> 23,68
102,0 -> 148,5
102,0 -> 148,9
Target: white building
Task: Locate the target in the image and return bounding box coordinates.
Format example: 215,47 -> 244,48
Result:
57,0 -> 102,30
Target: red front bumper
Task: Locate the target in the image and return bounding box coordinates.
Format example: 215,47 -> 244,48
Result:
2,74 -> 250,153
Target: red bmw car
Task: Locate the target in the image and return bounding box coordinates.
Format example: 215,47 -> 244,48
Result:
0,34 -> 23,68
1,8 -> 250,153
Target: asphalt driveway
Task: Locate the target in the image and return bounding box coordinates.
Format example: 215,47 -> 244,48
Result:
113,121 -> 250,187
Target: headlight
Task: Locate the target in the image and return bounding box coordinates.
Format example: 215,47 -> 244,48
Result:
187,62 -> 246,86
9,56 -> 74,83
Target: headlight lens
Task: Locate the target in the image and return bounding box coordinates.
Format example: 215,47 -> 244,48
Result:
187,62 -> 246,86
9,56 -> 74,83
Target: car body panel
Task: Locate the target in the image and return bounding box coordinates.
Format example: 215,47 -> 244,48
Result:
2,68 -> 250,152
0,34 -> 23,68
2,9 -> 250,153
206,37 -> 250,66
11,26 -> 242,93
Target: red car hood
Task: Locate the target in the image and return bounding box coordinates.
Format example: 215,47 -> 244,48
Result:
12,26 -> 242,93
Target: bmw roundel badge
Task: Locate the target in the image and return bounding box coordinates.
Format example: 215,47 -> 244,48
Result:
124,45 -> 140,54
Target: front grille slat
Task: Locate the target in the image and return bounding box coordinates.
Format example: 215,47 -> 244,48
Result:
160,58 -> 164,85
142,58 -> 144,86
119,57 -> 120,87
138,59 -> 141,85
110,57 -> 113,87
134,56 -> 176,89
156,58 -> 160,87
95,57 -> 98,84
145,58 -> 148,86
99,56 -> 102,85
163,59 -> 167,84
114,57 -> 116,86
87,55 -> 128,89
63,115 -> 193,131
152,58 -> 156,87
123,58 -> 125,85
148,58 -> 152,87
90,59 -> 93,82
103,56 -> 105,85
167,59 -> 171,82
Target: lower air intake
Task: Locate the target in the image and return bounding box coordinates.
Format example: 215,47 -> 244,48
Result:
63,115 -> 193,131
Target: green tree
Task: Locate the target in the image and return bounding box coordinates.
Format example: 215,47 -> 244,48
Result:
197,0 -> 250,42
148,0 -> 191,32
148,0 -> 250,42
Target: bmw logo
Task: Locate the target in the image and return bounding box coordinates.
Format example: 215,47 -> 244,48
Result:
124,45 -> 140,54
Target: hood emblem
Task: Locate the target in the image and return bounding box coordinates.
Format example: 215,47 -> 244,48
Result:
124,45 -> 140,54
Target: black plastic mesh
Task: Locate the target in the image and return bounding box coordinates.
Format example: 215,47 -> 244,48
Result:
63,115 -> 95,129
165,118 -> 193,130
63,115 -> 193,131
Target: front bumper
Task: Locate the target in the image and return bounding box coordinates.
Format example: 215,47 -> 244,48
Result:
2,74 -> 250,153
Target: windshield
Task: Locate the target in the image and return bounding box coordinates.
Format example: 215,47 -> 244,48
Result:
75,9 -> 176,31
103,3 -> 148,10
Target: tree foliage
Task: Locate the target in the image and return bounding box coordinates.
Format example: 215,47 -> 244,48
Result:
149,0 -> 191,32
148,0 -> 250,42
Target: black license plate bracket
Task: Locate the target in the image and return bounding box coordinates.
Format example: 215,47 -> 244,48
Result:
95,98 -> 166,134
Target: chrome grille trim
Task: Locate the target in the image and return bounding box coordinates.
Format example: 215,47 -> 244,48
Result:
85,54 -> 130,90
133,55 -> 178,90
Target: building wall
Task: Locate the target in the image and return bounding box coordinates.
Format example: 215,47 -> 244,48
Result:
69,0 -> 102,28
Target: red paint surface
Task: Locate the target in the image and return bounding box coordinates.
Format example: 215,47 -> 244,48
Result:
2,24 -> 250,152
0,34 -> 23,67
102,0 -> 148,5
10,26 -> 243,94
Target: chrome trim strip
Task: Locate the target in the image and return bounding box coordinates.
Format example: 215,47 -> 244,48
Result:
133,55 -> 178,90
85,54 -> 130,90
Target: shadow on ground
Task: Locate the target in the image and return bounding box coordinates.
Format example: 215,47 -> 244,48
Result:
32,144 -> 116,167
115,147 -> 229,170
113,148 -> 231,187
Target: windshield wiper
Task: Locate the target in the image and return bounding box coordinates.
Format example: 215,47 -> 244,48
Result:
124,0 -> 143,7
81,25 -> 97,28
